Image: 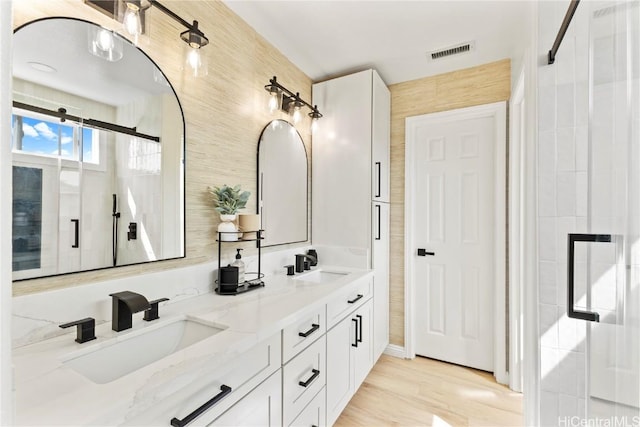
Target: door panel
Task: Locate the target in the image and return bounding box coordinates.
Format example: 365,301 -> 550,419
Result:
410,108 -> 497,372
372,202 -> 389,360
586,0 -> 640,416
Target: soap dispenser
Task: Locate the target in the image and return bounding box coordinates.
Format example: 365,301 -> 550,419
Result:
231,249 -> 245,284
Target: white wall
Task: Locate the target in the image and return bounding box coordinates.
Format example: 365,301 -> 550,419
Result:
0,1 -> 14,423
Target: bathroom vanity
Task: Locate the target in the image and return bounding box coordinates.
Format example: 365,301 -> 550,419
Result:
13,266 -> 376,426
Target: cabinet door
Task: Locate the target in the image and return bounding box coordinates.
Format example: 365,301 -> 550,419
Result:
371,71 -> 390,203
353,299 -> 374,390
372,202 -> 390,361
208,371 -> 282,427
326,314 -> 356,426
312,70 -> 372,249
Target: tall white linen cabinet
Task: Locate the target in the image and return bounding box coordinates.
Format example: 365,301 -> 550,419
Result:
312,69 -> 391,364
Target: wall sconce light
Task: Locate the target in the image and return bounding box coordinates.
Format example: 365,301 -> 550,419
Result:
264,76 -> 322,128
85,0 -> 209,76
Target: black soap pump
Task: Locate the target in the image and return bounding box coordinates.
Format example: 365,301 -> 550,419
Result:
231,249 -> 245,284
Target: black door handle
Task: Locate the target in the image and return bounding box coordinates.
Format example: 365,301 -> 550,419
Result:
170,385 -> 232,427
298,369 -> 320,387
356,314 -> 363,343
298,323 -> 320,338
567,233 -> 613,322
417,248 -> 434,256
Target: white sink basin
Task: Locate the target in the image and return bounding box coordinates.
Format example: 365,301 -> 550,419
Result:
293,270 -> 348,284
62,317 -> 226,384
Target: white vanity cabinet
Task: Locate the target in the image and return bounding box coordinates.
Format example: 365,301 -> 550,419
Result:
326,298 -> 374,426
312,69 -> 390,363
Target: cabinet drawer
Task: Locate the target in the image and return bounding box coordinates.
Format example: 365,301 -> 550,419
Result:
208,370 -> 282,427
282,306 -> 326,363
326,275 -> 373,328
283,335 -> 326,426
147,333 -> 281,427
288,386 -> 326,427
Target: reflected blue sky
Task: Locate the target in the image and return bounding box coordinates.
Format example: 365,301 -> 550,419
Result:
13,115 -> 94,162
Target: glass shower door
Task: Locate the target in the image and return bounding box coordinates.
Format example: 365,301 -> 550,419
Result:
582,0 -> 640,422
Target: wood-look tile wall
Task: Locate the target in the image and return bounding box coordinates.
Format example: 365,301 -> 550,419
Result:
13,0 -> 312,296
388,59 -> 511,347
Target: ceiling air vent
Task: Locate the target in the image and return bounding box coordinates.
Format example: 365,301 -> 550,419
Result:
428,41 -> 475,61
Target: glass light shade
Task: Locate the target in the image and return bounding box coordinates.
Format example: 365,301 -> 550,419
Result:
311,118 -> 319,132
185,47 -> 208,77
88,27 -> 123,62
268,92 -> 280,114
123,4 -> 142,43
292,105 -> 302,124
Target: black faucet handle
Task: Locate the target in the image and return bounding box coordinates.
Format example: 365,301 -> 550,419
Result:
295,254 -> 306,273
59,317 -> 96,344
143,297 -> 170,321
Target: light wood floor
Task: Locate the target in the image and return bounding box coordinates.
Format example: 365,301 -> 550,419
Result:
334,355 -> 523,427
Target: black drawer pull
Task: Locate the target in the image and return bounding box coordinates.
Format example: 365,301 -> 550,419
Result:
351,318 -> 358,347
298,369 -> 320,387
347,294 -> 363,304
298,323 -> 320,338
170,384 -> 232,427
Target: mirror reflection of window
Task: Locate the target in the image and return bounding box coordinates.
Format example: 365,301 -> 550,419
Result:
11,112 -> 100,164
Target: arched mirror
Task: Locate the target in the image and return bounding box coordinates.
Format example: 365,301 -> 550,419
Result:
11,18 -> 185,280
257,120 -> 308,247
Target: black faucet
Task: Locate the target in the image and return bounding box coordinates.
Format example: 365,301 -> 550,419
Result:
295,254 -> 317,273
109,291 -> 150,332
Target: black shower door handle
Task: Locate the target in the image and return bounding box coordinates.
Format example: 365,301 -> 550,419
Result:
567,233 -> 612,322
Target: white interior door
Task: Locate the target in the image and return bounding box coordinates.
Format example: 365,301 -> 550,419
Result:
407,103 -> 504,372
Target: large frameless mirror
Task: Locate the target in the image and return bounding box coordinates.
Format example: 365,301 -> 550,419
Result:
11,17 -> 185,280
257,120 -> 308,247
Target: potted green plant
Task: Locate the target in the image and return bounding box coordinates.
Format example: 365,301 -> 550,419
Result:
209,185 -> 250,241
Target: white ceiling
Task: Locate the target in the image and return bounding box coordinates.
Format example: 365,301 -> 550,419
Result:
223,0 -> 530,85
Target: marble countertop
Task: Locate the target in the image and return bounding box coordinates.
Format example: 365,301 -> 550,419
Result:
13,265 -> 373,426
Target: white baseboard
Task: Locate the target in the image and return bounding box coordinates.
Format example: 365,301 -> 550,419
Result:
383,344 -> 408,359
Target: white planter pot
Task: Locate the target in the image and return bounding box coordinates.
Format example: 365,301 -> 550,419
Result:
218,214 -> 238,241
